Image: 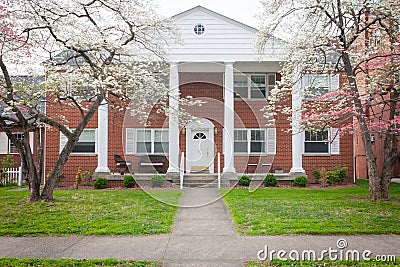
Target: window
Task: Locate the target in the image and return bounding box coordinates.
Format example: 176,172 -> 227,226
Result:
8,133 -> 24,154
234,128 -> 276,154
72,129 -> 96,153
251,129 -> 265,153
137,129 -> 152,153
304,130 -> 329,153
154,129 -> 169,153
194,24 -> 205,35
302,74 -> 339,99
60,129 -> 97,154
193,133 -> 207,140
234,130 -> 247,153
126,129 -> 169,155
234,74 -> 276,99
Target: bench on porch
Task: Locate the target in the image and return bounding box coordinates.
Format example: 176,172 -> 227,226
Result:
139,155 -> 167,173
246,163 -> 272,174
114,154 -> 132,175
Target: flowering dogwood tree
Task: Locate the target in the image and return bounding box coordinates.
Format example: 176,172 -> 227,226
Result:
258,0 -> 400,200
0,0 -> 192,202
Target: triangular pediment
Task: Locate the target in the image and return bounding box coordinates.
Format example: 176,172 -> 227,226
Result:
167,6 -> 284,62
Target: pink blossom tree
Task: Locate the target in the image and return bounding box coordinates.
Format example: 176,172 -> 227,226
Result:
258,0 -> 400,200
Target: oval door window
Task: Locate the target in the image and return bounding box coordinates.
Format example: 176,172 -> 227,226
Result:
193,133 -> 207,140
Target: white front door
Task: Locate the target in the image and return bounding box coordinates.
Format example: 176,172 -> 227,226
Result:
189,130 -> 214,173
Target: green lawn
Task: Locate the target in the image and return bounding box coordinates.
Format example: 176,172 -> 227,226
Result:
222,180 -> 400,235
0,188 -> 181,236
247,259 -> 400,266
0,258 -> 160,267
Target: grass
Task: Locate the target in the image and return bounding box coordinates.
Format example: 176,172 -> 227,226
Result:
246,259 -> 400,266
222,180 -> 400,235
0,258 -> 160,267
0,188 -> 181,236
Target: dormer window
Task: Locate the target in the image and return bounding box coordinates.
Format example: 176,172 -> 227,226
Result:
194,24 -> 205,35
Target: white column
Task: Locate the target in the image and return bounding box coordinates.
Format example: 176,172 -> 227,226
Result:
290,75 -> 305,174
167,62 -> 180,173
95,100 -> 110,173
223,62 -> 236,173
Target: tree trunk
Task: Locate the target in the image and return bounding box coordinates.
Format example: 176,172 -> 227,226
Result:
41,96 -> 103,201
339,43 -> 382,200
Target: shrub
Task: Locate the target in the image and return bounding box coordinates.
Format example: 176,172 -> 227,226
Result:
75,167 -> 83,189
238,175 -> 250,186
81,170 -> 94,186
94,178 -> 108,189
263,174 -> 277,187
150,173 -> 165,188
312,169 -> 321,184
1,154 -> 14,169
0,154 -> 15,185
123,175 -> 136,188
293,176 -> 308,187
327,166 -> 348,185
320,167 -> 328,187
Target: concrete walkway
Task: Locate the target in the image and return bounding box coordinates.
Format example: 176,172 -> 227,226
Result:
1,188 -> 400,266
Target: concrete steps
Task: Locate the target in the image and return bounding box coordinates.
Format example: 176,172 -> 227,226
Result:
172,174 -> 227,188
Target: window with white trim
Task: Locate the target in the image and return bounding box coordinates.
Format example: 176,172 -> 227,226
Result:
60,129 -> 97,154
234,128 -> 276,154
8,133 -> 24,154
302,74 -> 339,99
234,74 -> 276,99
304,128 -> 340,155
0,132 -> 34,154
304,130 -> 329,154
127,129 -> 168,155
73,129 -> 96,153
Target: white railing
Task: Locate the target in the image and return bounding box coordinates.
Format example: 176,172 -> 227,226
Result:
2,166 -> 23,186
179,152 -> 184,189
217,152 -> 221,189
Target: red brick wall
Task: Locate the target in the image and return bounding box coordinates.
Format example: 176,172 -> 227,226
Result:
45,72 -> 355,185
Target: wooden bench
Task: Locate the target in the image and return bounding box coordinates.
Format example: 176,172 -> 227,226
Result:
114,154 -> 132,175
139,155 -> 167,173
246,163 -> 272,174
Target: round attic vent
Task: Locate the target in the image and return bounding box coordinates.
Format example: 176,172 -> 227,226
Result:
194,24 -> 205,35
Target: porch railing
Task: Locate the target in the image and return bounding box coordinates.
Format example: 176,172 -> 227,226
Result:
179,152 -> 184,189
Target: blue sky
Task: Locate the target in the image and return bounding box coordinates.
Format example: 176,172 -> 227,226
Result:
154,0 -> 262,28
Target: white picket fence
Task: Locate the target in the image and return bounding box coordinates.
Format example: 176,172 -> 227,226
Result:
2,166 -> 23,186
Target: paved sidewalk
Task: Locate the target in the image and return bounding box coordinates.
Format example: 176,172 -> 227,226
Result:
0,188 -> 400,266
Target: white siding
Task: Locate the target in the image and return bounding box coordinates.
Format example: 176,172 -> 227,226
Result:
168,7 -> 285,62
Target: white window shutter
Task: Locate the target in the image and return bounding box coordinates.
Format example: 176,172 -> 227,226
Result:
330,128 -> 340,155
0,132 -> 8,154
60,131 -> 67,153
266,128 -> 276,154
95,128 -> 98,154
330,74 -> 340,91
29,132 -> 34,151
126,128 -> 136,154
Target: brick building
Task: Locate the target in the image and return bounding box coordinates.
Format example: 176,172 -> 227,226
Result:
1,6 -> 355,186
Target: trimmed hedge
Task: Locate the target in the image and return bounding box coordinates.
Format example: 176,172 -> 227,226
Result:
94,178 -> 108,189
263,174 -> 277,187
238,175 -> 250,186
123,175 -> 136,188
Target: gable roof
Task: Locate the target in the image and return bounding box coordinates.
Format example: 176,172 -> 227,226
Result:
172,5 -> 258,34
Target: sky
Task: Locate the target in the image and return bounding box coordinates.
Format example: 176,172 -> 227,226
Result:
154,0 -> 262,28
